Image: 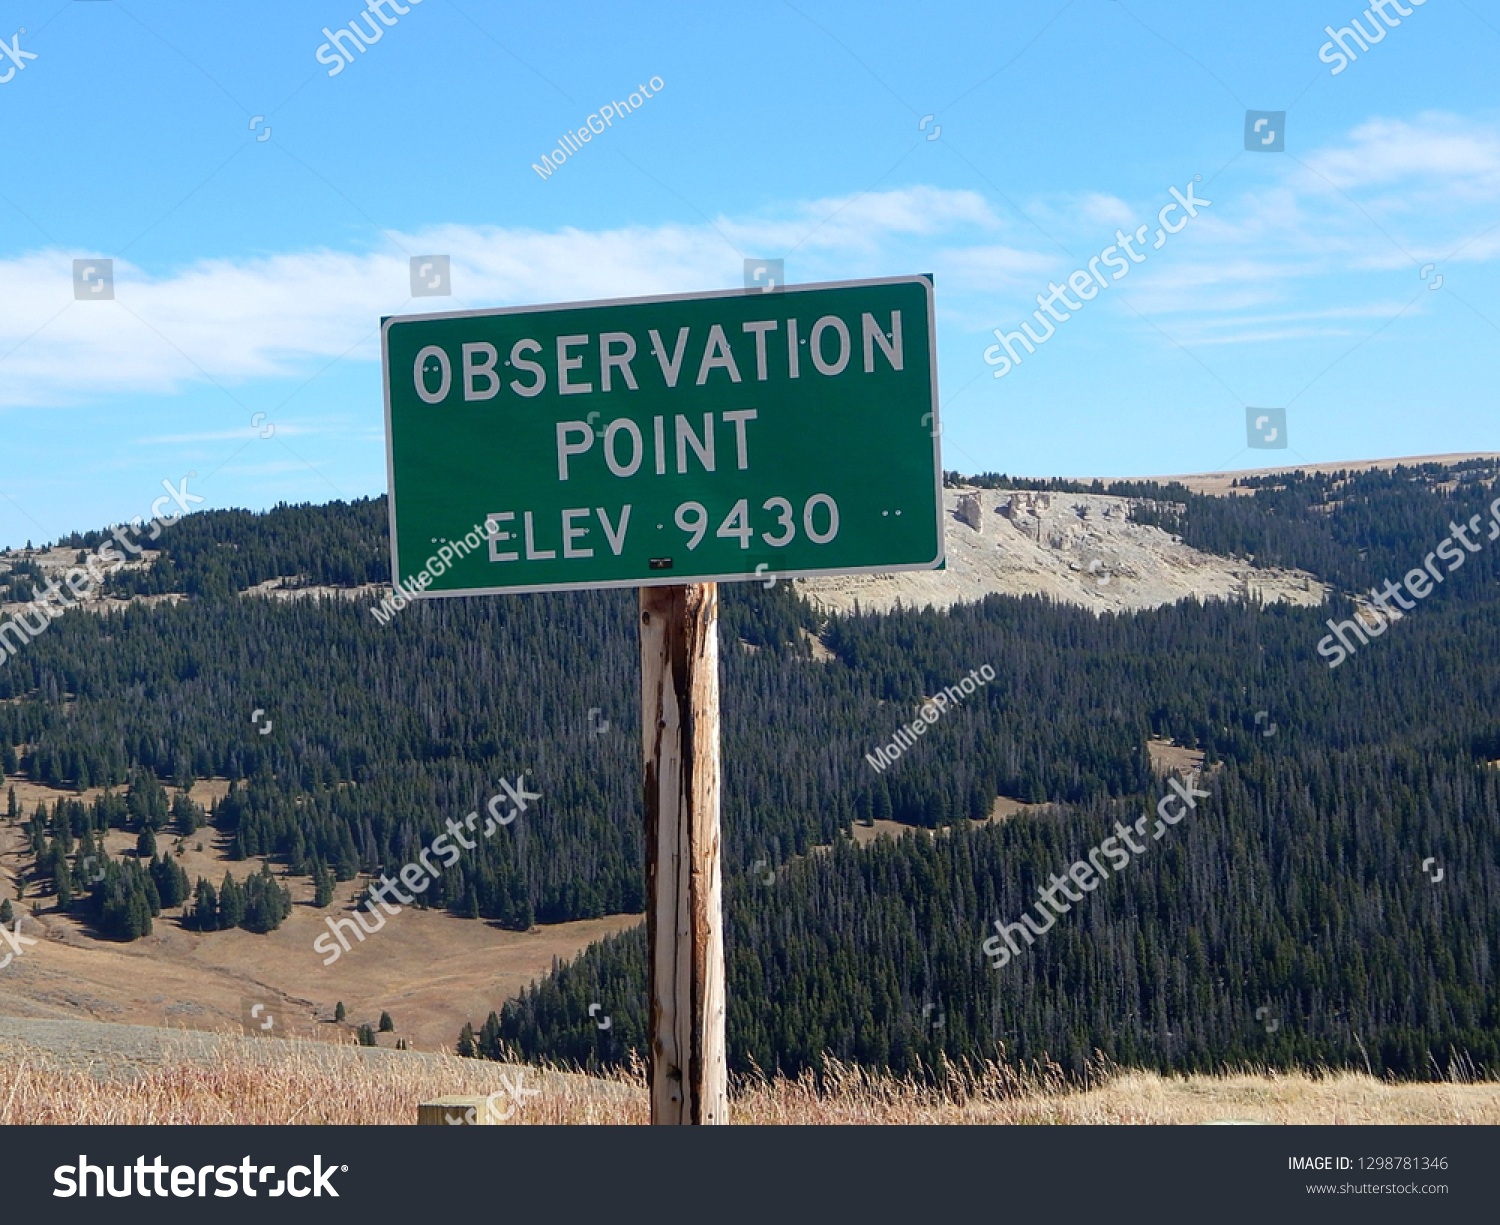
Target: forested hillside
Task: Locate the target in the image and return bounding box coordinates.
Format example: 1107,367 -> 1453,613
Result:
472,462 -> 1500,1080
480,744 -> 1500,1080
3,463 -> 1499,1081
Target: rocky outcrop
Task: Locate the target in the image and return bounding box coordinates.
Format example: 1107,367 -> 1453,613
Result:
955,494 -> 983,531
796,487 -> 1328,616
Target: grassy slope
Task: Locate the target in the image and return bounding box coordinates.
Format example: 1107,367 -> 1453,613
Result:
1,1020 -> 1497,1124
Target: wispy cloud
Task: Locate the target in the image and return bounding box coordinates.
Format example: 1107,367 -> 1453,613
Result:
1302,113 -> 1500,203
2,114 -> 1497,408
976,113 -> 1500,349
0,186 -> 1003,409
131,424 -> 316,445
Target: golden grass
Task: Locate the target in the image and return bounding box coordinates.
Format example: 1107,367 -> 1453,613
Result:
0,1041 -> 636,1126
4,1041 -> 1499,1125
730,1058 -> 1500,1125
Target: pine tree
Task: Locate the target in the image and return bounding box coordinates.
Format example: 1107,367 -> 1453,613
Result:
171,792 -> 202,836
241,863 -> 289,933
356,1023 -> 376,1046
313,860 -> 334,908
136,826 -> 156,859
150,855 -> 188,908
189,877 -> 218,931
335,1001 -> 347,1022
0,898 -> 12,924
131,887 -> 154,938
457,1023 -> 476,1058
217,872 -> 245,930
142,871 -> 160,917
378,1011 -> 394,1033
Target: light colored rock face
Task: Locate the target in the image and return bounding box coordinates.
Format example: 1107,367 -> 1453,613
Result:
0,545 -> 161,621
955,494 -> 983,532
1,483 -> 1329,624
795,487 -> 1328,617
0,548 -> 377,622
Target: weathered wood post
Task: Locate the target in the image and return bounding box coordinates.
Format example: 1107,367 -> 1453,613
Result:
639,582 -> 728,1125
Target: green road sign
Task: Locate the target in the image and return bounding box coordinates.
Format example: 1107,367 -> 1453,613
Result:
381,275 -> 942,597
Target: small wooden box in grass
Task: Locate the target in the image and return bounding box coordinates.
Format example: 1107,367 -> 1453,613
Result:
418,1096 -> 504,1125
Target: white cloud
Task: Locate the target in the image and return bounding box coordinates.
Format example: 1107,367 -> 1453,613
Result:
933,244 -> 1057,291
716,186 -> 999,254
1303,113 -> 1500,203
0,187 -> 1001,409
1040,115 -> 1500,342
132,424 -> 316,445
2,115 -> 1497,411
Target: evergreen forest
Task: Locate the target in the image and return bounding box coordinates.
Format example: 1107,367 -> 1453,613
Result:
2,462 -> 1498,1080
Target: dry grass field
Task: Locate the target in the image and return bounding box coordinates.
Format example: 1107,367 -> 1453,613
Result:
849,797 -> 1051,847
0,780 -> 641,1052
1,1024 -> 1496,1125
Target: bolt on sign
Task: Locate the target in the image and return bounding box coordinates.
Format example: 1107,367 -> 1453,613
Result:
381,275 -> 943,595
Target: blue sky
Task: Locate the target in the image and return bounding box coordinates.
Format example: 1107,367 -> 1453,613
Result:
1,0 -> 1497,547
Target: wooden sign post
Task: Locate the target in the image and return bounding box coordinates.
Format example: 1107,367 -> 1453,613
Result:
639,582 -> 727,1125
